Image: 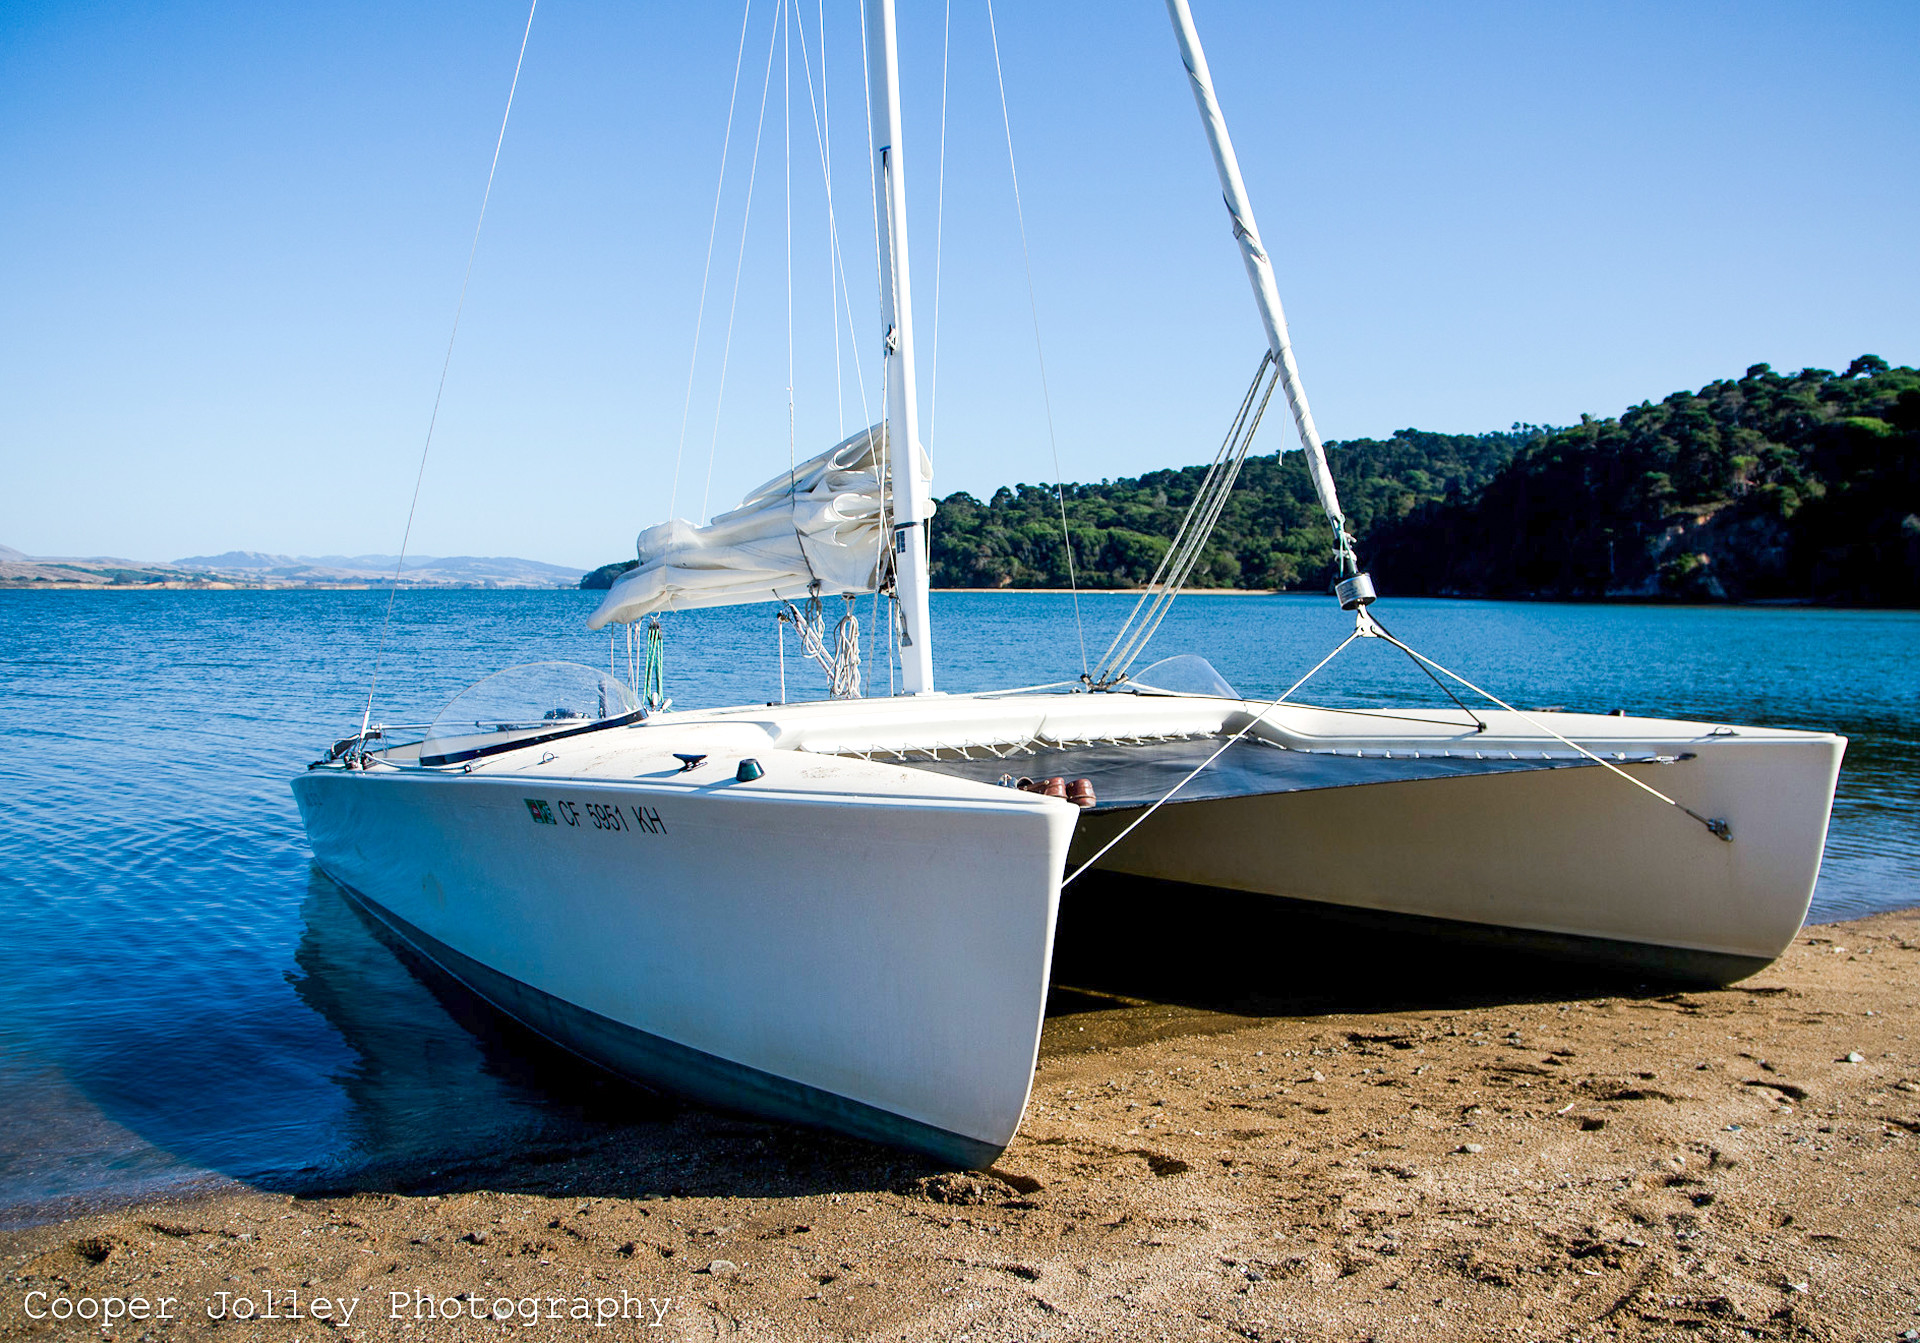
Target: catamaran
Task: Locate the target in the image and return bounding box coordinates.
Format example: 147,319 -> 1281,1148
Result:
294,0 -> 1845,1166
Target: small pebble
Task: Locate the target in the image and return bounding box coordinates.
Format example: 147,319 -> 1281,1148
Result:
702,1259 -> 740,1275
1845,1052 -> 1866,1064
1455,1143 -> 1484,1154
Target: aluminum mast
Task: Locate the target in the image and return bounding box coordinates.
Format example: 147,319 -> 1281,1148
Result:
1164,0 -> 1368,597
868,0 -> 937,691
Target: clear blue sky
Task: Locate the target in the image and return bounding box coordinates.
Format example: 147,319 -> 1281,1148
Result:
3,1 -> 1915,569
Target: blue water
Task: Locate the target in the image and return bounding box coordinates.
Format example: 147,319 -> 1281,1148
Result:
1,589 -> 1915,1220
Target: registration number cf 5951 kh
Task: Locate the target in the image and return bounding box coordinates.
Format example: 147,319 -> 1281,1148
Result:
525,798 -> 667,835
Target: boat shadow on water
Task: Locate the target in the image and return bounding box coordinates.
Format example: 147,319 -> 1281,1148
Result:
275,867 -> 1714,1201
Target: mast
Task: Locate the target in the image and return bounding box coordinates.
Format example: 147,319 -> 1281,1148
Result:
1164,0 -> 1368,597
868,0 -> 937,692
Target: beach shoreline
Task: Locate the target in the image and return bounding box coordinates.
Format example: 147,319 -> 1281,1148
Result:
4,908 -> 1915,1341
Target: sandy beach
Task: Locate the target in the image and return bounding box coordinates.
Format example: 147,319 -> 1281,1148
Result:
4,905 -> 1916,1343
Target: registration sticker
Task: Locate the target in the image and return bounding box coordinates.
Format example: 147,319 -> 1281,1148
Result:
525,799 -> 557,825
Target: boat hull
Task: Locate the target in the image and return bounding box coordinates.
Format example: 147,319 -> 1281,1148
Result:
292,757 -> 1077,1166
1068,728 -> 1844,978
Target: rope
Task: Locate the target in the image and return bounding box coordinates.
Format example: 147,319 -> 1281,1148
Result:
928,0 -> 952,454
791,0 -> 875,439
780,595 -> 862,698
359,0 -> 537,747
1061,626 -> 1365,887
1065,610 -> 1732,889
699,0 -> 784,524
985,0 -> 1087,679
782,0 -> 813,583
641,616 -> 667,710
1091,351 -> 1278,685
1359,617 -> 1731,840
668,0 -> 755,521
1364,610 -> 1485,730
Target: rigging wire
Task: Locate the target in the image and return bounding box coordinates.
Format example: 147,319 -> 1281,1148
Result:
1360,622 -> 1730,840
816,0 -> 845,442
790,1 -> 888,692
1091,352 -> 1278,685
1066,608 -> 1733,891
668,0 -> 756,522
856,0 -> 899,688
1061,625 -> 1366,887
699,1 -> 785,524
359,0 -> 538,745
791,5 -> 877,447
928,0 -> 952,449
784,0 -> 797,482
984,0 -> 1087,680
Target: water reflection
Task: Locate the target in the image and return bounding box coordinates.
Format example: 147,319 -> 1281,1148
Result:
286,872 -> 673,1189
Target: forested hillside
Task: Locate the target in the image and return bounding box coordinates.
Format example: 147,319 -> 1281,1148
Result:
1367,358 -> 1918,605
585,358 -> 1919,605
929,357 -> 1918,604
928,426 -> 1536,592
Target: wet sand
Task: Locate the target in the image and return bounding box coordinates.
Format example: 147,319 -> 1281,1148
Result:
4,905 -> 1917,1342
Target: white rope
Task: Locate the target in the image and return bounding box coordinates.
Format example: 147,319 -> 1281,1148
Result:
360,0 -> 537,745
784,0 -> 798,491
1093,352 -> 1278,685
699,2 -> 784,523
814,0 -> 844,442
1061,627 -> 1365,887
668,0 -> 755,521
789,0 -> 887,601
1361,619 -> 1731,839
928,0 -> 952,451
985,0 -> 1087,679
780,596 -> 862,698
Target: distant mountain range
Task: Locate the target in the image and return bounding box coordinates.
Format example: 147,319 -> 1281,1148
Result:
1,547 -> 583,590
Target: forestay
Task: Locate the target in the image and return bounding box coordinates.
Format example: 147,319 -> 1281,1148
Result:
587,424 -> 930,629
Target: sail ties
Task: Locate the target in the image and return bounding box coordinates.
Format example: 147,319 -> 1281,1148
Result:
779,594 -> 863,699
1089,351 -> 1281,688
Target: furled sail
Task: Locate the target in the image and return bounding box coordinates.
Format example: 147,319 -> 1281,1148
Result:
586,424 -> 930,629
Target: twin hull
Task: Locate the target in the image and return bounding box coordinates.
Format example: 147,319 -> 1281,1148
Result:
292,692 -> 1844,1164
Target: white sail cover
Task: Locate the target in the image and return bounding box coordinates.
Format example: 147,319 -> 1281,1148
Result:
586,424 -> 930,629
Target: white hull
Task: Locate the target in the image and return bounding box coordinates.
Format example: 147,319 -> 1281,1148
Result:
1072,724 -> 1841,975
293,741 -> 1078,1164
293,688 -> 1842,1163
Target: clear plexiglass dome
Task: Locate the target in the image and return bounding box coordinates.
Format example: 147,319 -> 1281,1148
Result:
419,661 -> 640,766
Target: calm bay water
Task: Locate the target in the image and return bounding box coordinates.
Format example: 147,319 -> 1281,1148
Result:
1,589 -> 1915,1219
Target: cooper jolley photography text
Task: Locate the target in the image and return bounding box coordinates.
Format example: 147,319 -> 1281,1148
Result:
18,1285 -> 675,1329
